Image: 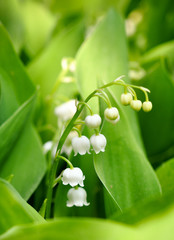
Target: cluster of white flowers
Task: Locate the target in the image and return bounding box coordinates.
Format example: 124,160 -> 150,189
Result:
71,106 -> 120,156
62,167 -> 89,207
43,74 -> 153,209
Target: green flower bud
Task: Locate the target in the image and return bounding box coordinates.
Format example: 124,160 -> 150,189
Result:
142,101 -> 152,112
104,107 -> 120,124
130,100 -> 142,111
121,93 -> 133,106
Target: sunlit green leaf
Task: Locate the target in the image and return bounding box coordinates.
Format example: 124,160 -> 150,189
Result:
0,218 -> 139,240
76,9 -> 161,215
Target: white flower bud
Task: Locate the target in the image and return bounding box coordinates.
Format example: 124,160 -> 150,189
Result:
61,58 -> 68,70
43,141 -> 53,154
69,61 -> 76,72
121,93 -> 133,106
72,136 -> 90,156
43,141 -> 57,158
85,114 -> 101,128
61,131 -> 79,156
66,187 -> 90,207
54,100 -> 77,122
104,107 -> 120,124
62,168 -> 85,187
90,134 -> 107,154
130,100 -> 142,111
142,101 -> 152,112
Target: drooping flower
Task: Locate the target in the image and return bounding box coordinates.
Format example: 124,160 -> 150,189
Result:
104,107 -> 120,124
85,114 -> 101,128
43,141 -> 53,154
130,100 -> 142,111
90,134 -> 107,154
66,187 -> 90,207
54,100 -> 77,122
61,131 -> 78,156
43,141 -> 57,158
72,136 -> 90,156
62,167 -> 85,187
121,93 -> 133,106
142,101 -> 152,112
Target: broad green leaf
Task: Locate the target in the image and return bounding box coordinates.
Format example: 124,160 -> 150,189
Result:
0,23 -> 46,200
21,1 -> 56,58
27,21 -> 84,97
0,218 -> 140,240
0,179 -> 45,235
0,70 -> 19,124
138,205 -> 174,240
0,23 -> 35,104
0,0 -> 25,52
136,60 -> 174,163
0,123 -> 46,200
111,189 -> 174,224
141,40 -> 174,64
76,9 -> 161,214
111,158 -> 174,224
156,158 -> 174,194
95,90 -> 161,211
2,204 -> 174,240
0,91 -> 35,164
143,0 -> 174,50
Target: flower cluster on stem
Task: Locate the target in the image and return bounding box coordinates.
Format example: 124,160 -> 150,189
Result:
45,74 -> 152,217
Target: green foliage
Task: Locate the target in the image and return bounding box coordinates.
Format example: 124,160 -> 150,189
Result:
0,0 -> 174,239
0,179 -> 44,235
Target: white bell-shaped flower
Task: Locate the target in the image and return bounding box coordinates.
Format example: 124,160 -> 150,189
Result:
43,141 -> 53,154
72,136 -> 90,156
54,100 -> 77,122
43,141 -> 57,158
61,131 -> 78,156
66,187 -> 90,207
104,107 -> 120,124
62,167 -> 85,187
90,134 -> 107,154
85,114 -> 101,128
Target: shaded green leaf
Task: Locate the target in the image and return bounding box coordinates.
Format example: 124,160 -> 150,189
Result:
0,179 -> 45,235
0,23 -> 35,104
0,123 -> 46,200
136,60 -> 174,164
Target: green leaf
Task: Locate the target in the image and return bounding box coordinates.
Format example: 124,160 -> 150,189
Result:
95,90 -> 161,211
156,158 -> 174,194
0,23 -> 35,104
0,179 -> 45,235
0,123 -> 46,200
111,158 -> 174,224
136,60 -> 174,164
141,40 -> 174,64
0,23 -> 46,200
0,218 -> 139,240
76,9 -> 161,214
0,0 -> 25,53
27,21 -> 84,97
21,1 -> 56,58
0,68 -> 36,162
